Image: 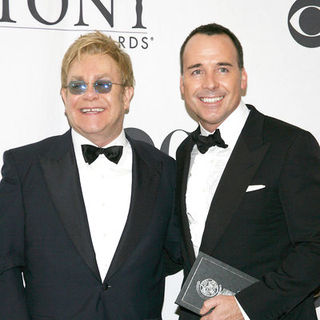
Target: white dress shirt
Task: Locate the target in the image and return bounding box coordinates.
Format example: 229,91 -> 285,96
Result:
72,129 -> 132,280
186,101 -> 250,319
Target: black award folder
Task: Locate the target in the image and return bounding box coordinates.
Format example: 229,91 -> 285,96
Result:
175,251 -> 258,315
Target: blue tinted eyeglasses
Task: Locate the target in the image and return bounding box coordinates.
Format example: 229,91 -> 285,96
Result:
67,80 -> 124,95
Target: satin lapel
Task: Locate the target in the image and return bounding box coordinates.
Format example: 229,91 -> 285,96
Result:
200,107 -> 270,254
39,131 -> 100,281
176,129 -> 198,266
105,140 -> 161,279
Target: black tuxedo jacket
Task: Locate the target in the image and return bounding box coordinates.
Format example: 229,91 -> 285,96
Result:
0,130 -> 181,320
176,105 -> 320,320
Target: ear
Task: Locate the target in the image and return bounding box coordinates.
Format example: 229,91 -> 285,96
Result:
122,86 -> 134,112
180,75 -> 185,100
240,68 -> 248,92
60,88 -> 67,105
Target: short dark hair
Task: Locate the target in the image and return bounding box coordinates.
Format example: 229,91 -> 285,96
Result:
180,23 -> 244,74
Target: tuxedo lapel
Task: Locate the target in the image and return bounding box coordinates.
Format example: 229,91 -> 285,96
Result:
176,130 -> 198,266
200,107 -> 270,254
105,139 -> 162,279
39,131 -> 100,281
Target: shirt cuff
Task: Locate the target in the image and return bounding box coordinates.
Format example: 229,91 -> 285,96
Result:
235,297 -> 250,320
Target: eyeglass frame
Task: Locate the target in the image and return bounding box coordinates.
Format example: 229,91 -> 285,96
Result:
65,79 -> 125,95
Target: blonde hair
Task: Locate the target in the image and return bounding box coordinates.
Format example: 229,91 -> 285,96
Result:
61,31 -> 135,88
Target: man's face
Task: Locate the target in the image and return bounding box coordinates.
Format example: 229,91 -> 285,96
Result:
61,53 -> 133,146
180,33 -> 247,132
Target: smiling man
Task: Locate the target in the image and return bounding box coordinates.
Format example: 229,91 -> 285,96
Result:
176,23 -> 320,320
0,32 -> 181,320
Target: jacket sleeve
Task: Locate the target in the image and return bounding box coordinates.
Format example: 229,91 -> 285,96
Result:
236,131 -> 320,319
163,158 -> 183,276
163,204 -> 183,276
0,151 -> 30,320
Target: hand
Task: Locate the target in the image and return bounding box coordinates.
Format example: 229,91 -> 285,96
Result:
200,295 -> 244,320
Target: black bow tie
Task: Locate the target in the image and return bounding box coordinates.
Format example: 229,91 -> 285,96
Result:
191,129 -> 228,154
81,145 -> 123,164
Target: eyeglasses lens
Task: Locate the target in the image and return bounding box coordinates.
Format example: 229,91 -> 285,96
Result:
68,81 -> 87,95
94,80 -> 112,94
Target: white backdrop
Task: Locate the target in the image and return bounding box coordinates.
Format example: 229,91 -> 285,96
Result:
0,1 -> 319,319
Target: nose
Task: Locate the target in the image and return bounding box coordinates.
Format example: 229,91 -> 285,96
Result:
83,83 -> 99,100
202,73 -> 218,90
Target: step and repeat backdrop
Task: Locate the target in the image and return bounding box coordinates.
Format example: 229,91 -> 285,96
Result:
0,1 -> 319,319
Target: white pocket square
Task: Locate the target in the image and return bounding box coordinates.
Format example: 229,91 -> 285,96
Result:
246,185 -> 266,192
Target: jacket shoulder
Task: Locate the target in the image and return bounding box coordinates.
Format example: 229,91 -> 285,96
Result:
248,105 -> 317,146
262,113 -> 317,145
3,132 -> 70,164
128,137 -> 175,165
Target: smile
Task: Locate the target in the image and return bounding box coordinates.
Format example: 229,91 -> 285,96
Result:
80,108 -> 104,113
200,96 -> 224,103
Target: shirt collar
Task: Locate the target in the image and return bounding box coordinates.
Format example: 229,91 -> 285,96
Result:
72,129 -> 127,148
199,100 -> 250,148
71,129 -> 128,165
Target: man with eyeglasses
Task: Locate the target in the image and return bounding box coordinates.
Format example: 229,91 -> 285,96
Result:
0,31 -> 181,320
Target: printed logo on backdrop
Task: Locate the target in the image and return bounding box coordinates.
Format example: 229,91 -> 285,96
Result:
288,0 -> 320,47
0,0 -> 151,49
125,128 -> 189,158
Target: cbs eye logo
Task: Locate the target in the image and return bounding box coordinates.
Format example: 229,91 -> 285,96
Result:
288,0 -> 320,47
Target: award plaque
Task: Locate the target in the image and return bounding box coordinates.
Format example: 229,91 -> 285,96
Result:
175,252 -> 258,315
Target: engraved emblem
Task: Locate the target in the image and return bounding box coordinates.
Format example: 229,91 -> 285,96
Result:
196,278 -> 223,298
